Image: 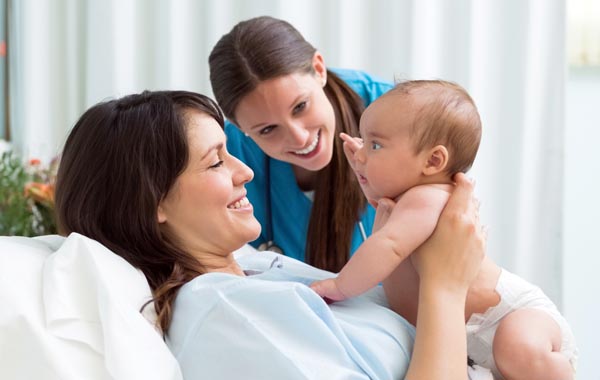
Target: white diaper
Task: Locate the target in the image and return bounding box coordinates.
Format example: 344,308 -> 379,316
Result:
466,269 -> 578,379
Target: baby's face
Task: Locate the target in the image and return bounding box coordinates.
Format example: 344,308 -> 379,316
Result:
354,95 -> 428,202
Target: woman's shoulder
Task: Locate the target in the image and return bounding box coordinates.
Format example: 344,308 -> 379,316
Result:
330,68 -> 393,105
331,68 -> 390,86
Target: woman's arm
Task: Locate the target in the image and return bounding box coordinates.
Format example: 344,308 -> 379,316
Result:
405,173 -> 485,380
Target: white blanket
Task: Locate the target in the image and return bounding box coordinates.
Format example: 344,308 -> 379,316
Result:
0,233 -> 182,380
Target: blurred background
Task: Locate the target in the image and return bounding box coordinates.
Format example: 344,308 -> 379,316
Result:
1,0 -> 598,378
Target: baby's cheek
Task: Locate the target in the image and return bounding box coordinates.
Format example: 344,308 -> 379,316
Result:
358,183 -> 373,197
366,180 -> 384,197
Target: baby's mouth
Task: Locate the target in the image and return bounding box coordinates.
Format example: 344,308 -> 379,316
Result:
356,172 -> 368,184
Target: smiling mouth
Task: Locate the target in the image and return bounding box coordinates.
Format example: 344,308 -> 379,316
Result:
293,131 -> 320,155
227,196 -> 250,209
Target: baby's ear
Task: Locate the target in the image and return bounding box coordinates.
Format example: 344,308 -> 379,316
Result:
423,145 -> 448,175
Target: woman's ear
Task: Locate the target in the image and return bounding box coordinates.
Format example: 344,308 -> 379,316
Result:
312,52 -> 327,87
423,145 -> 449,176
157,204 -> 167,224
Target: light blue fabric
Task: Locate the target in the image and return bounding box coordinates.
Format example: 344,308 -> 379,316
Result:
224,68 -> 393,261
167,251 -> 414,380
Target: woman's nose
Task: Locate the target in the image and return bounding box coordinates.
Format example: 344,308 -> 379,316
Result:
286,121 -> 310,148
232,156 -> 254,185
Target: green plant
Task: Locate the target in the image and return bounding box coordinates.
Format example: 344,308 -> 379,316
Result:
0,149 -> 58,236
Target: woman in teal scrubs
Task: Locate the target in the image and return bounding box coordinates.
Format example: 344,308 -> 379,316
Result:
209,16 -> 393,272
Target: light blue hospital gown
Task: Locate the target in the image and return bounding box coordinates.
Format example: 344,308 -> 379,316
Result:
167,250 -> 415,380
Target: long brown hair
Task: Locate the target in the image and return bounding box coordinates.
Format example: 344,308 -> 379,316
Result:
54,91 -> 225,333
209,16 -> 366,272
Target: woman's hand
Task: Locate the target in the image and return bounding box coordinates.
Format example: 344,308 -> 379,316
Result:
411,173 -> 486,294
371,197 -> 396,233
405,173 -> 486,380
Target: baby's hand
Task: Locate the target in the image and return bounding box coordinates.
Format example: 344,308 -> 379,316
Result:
309,278 -> 347,302
340,132 -> 363,173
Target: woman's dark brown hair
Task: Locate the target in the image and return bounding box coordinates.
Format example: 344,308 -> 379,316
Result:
209,16 -> 366,272
54,90 -> 224,333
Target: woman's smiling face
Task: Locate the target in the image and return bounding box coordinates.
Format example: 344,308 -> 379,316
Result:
158,110 -> 261,255
233,55 -> 336,173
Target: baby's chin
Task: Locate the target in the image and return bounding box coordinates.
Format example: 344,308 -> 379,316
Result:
360,187 -> 383,202
361,191 -> 382,207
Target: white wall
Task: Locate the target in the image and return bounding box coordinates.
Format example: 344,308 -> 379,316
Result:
564,67 -> 600,380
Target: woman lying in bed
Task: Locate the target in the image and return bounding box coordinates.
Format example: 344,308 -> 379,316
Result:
54,90 -> 485,380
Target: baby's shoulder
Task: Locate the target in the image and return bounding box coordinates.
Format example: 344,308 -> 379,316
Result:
387,185 -> 451,218
399,184 -> 453,203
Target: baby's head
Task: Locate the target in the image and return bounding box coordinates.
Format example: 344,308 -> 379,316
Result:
390,80 -> 481,174
356,80 -> 481,200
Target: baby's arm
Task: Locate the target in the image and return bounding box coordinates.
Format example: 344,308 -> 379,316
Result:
311,185 -> 450,301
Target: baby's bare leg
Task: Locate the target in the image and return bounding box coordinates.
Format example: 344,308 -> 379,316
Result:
492,308 -> 573,380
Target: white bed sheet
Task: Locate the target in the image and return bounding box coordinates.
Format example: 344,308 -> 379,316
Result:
0,233 -> 182,380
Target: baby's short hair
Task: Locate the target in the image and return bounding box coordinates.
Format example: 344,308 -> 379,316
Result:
388,80 -> 482,174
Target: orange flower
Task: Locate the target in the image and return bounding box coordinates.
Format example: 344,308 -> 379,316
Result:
24,182 -> 55,206
29,158 -> 41,166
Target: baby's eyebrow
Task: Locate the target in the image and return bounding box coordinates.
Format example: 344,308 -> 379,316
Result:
369,131 -> 385,139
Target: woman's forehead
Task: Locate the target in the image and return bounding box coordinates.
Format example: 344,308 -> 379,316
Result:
186,113 -> 225,149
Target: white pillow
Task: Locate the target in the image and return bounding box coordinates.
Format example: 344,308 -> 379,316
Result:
0,233 -> 182,380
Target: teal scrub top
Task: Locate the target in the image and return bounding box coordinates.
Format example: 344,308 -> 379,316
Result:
224,68 -> 393,261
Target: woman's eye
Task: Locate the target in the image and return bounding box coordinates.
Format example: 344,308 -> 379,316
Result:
293,101 -> 307,114
371,142 -> 382,150
209,160 -> 224,169
259,125 -> 276,135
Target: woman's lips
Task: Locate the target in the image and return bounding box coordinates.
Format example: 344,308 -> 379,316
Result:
290,130 -> 321,159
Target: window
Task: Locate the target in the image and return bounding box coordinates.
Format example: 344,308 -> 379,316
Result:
568,0 -> 600,66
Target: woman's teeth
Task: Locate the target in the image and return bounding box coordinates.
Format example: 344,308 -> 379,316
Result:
228,197 -> 250,209
294,133 -> 319,155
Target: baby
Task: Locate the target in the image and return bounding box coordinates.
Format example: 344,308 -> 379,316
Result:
310,80 -> 577,380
